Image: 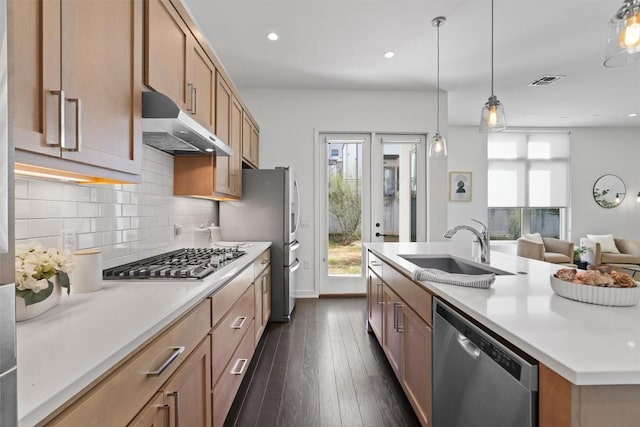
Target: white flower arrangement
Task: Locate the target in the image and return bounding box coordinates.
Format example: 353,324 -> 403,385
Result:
15,241 -> 74,306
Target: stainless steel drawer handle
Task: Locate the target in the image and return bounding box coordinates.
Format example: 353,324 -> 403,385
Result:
170,391 -> 180,427
457,332 -> 480,359
231,316 -> 247,329
186,83 -> 194,112
146,346 -> 185,376
370,260 -> 382,267
230,358 -> 248,375
261,258 -> 269,265
376,283 -> 383,305
393,302 -> 404,332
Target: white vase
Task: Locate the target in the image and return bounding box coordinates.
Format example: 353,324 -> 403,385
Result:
15,278 -> 63,322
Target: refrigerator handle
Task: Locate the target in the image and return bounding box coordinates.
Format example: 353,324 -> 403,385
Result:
292,178 -> 301,234
289,240 -> 300,251
290,258 -> 301,273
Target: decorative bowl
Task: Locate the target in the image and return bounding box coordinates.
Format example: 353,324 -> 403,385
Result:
550,275 -> 640,307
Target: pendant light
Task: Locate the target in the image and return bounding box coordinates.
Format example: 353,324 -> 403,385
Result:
479,0 -> 506,133
429,16 -> 447,157
604,0 -> 640,67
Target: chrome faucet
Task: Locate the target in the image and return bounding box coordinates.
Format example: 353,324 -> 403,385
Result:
443,219 -> 491,263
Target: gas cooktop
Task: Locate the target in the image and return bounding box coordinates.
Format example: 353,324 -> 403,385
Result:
102,247 -> 246,280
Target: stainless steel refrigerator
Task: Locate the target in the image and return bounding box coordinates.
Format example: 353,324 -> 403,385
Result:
220,167 -> 300,322
0,0 -> 16,423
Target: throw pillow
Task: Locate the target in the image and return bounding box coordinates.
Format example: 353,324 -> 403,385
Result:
523,232 -> 544,244
586,234 -> 620,253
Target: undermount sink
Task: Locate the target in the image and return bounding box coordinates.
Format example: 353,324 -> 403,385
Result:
399,255 -> 514,276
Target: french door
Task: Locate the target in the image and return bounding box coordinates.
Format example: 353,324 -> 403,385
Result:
317,132 -> 426,295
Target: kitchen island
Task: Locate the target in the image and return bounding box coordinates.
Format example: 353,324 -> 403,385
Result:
16,242 -> 271,427
366,242 -> 640,427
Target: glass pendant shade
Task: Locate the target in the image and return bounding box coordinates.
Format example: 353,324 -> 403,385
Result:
479,95 -> 506,132
604,0 -> 640,67
429,132 -> 447,157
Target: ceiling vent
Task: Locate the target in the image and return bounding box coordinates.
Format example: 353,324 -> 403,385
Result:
528,75 -> 566,87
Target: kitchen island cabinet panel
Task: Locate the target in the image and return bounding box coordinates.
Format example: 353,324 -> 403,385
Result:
367,269 -> 383,341
11,0 -> 143,182
402,304 -> 432,427
382,285 -> 402,378
253,248 -> 271,345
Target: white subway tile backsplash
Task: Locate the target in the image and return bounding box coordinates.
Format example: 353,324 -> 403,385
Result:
15,199 -> 48,219
46,201 -> 77,218
28,180 -> 64,200
15,146 -> 217,266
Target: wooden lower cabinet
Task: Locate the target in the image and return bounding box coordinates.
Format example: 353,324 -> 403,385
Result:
402,304 -> 432,427
213,318 -> 255,427
382,284 -> 403,377
254,263 -> 271,344
367,269 -> 383,340
368,251 -> 433,427
129,335 -> 212,427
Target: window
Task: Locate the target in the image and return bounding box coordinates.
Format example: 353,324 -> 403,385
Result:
487,132 -> 569,240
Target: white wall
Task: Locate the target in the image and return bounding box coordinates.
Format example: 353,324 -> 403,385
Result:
570,127 -> 640,242
15,146 -> 217,268
446,126 -> 640,246
240,89 -> 445,297
446,126 -> 488,243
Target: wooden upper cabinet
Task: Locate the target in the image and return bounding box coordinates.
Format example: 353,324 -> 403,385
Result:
242,112 -> 259,168
146,0 -> 216,133
229,96 -> 242,197
214,73 -> 233,196
188,40 -> 216,131
10,0 -> 142,180
145,0 -> 190,110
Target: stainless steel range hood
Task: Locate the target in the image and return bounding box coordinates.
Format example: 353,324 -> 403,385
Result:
142,91 -> 232,156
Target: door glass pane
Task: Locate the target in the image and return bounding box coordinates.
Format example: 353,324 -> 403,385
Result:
380,143 -> 417,242
488,208 -> 521,240
327,142 -> 362,276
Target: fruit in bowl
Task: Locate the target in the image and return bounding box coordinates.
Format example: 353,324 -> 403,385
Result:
554,268 -> 637,288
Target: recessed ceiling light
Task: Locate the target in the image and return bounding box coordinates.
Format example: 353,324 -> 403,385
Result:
383,51 -> 395,59
628,113 -> 638,117
266,32 -> 279,41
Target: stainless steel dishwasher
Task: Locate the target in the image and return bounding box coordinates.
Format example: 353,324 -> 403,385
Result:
433,299 -> 538,427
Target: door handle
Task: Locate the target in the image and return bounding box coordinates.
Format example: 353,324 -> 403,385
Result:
457,332 -> 480,359
376,283 -> 383,304
192,86 -> 197,115
63,98 -> 81,152
376,232 -> 391,237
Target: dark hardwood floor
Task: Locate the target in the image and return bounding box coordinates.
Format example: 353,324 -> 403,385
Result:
225,297 -> 421,427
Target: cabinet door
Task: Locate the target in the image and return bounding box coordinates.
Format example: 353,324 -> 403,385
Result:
382,285 -> 402,377
367,270 -> 383,341
188,39 -> 215,131
163,336 -> 212,427
250,123 -> 259,166
262,267 -> 271,327
128,392 -> 167,427
229,96 -> 243,196
60,0 -> 142,174
215,73 -> 232,195
402,304 -> 432,427
9,0 -> 62,157
242,112 -> 252,163
145,0 -> 190,110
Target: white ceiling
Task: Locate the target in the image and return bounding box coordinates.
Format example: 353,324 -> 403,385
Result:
183,0 -> 640,128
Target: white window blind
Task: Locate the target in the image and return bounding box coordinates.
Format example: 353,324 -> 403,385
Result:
488,132 -> 569,208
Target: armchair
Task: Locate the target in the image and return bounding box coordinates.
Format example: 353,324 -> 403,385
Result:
580,237 -> 640,269
517,237 -> 574,265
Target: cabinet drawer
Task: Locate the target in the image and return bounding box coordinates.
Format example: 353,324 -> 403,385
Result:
211,265 -> 253,328
211,284 -> 255,383
253,248 -> 270,277
213,319 -> 255,427
383,263 -> 432,326
49,300 -> 211,426
368,252 -> 383,278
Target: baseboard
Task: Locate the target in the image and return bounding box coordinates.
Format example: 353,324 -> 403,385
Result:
319,293 -> 366,298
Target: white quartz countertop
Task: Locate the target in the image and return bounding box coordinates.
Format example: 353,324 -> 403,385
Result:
366,242 -> 640,387
16,242 -> 271,427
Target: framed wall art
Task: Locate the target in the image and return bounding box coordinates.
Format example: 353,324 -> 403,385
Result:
449,172 -> 472,202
